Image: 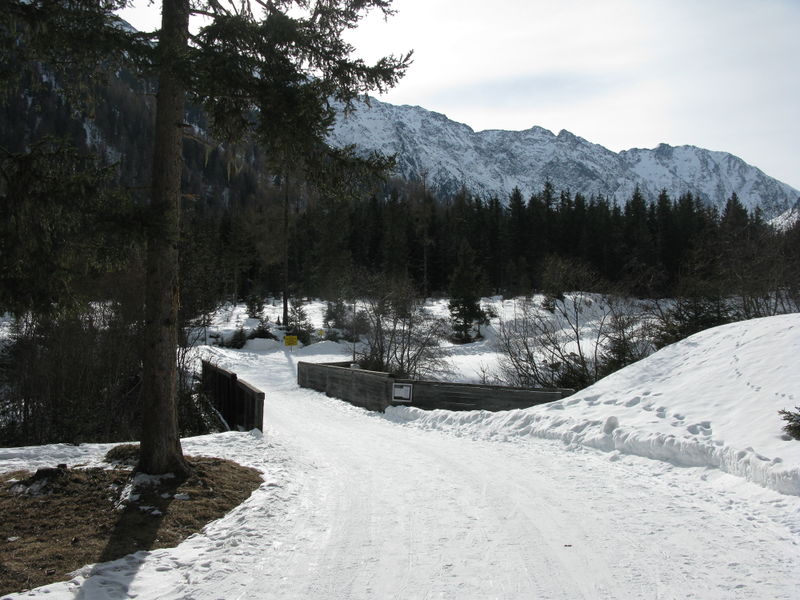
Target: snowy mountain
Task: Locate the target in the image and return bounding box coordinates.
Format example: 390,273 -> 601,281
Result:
329,97 -> 799,218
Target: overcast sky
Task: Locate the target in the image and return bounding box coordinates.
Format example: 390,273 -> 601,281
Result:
119,0 -> 800,190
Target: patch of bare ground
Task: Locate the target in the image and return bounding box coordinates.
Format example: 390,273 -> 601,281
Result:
0,445 -> 262,596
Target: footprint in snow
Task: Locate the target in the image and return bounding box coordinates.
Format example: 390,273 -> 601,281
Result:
687,421 -> 712,436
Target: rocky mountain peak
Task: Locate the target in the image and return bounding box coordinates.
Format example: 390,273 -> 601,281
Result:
329,97 -> 799,218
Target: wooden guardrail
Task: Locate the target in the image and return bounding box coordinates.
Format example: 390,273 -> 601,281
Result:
297,361 -> 393,412
201,360 -> 264,431
297,361 -> 572,413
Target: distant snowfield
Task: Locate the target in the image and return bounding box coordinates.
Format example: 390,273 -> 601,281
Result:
2,308 -> 799,599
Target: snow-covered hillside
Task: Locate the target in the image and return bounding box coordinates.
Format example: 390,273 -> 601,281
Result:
771,204 -> 800,230
2,309 -> 799,599
328,97 -> 800,218
390,312 -> 800,496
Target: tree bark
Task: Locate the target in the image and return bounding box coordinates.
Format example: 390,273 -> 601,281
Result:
282,173 -> 290,327
138,0 -> 191,476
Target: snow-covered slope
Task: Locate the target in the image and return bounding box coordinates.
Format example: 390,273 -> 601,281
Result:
389,313 -> 800,496
770,204 -> 800,230
329,97 -> 800,218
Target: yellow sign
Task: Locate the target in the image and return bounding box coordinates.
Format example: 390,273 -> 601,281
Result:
284,335 -> 298,347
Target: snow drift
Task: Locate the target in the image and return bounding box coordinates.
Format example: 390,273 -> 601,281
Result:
385,314 -> 800,495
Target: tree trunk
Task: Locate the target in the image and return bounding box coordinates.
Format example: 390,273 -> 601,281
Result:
138,0 -> 191,476
282,173 -> 290,327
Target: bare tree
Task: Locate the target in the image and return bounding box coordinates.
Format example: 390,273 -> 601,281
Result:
496,292 -> 614,390
599,296 -> 657,377
496,255 -> 657,390
356,275 -> 447,379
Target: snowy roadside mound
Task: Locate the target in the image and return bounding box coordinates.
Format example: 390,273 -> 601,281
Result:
0,430 -> 270,476
386,314 -> 800,495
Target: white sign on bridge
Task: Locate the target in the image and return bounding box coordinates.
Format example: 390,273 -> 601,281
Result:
392,383 -> 413,403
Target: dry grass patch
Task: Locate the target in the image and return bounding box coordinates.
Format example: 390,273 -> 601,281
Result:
0,447 -> 262,596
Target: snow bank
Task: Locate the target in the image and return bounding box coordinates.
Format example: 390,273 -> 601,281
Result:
386,314 -> 800,495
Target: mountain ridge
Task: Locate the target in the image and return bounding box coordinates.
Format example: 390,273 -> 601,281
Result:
328,97 -> 799,218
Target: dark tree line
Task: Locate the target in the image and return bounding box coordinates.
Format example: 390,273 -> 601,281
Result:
206,178 -> 799,311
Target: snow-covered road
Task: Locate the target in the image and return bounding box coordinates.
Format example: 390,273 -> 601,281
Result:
4,334 -> 799,599
192,343 -> 799,600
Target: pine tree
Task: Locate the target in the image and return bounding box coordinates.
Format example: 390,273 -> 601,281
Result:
507,186 -> 530,291
0,140 -> 133,317
484,196 -> 506,293
448,241 -> 485,343
779,407 -> 800,440
4,0 -> 410,474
